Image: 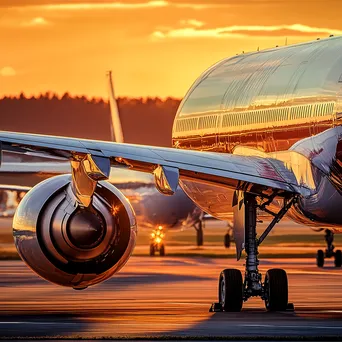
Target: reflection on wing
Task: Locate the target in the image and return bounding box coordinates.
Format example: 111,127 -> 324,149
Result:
0,131 -> 309,197
0,184 -> 31,192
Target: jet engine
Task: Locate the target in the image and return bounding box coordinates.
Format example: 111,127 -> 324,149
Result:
13,174 -> 136,289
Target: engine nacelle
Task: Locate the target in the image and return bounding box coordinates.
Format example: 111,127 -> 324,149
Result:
13,174 -> 137,289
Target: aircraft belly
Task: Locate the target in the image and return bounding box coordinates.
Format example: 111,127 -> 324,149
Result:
180,179 -> 234,220
137,187 -> 198,230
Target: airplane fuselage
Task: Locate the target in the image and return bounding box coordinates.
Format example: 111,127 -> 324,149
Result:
172,36 -> 342,231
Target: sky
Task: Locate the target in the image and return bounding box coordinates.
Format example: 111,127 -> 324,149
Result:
1,0 -> 342,98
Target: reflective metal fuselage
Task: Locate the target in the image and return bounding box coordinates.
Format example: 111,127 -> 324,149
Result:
172,36 -> 342,230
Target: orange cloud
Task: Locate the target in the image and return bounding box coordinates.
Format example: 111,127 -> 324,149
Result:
153,24 -> 342,39
8,1 -> 230,11
21,17 -> 50,26
13,1 -> 169,10
0,67 -> 16,77
180,19 -> 204,27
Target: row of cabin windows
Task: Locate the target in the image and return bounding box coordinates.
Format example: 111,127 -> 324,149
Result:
175,102 -> 335,132
198,115 -> 217,130
289,105 -> 311,120
175,117 -> 197,132
223,107 -> 289,128
313,102 -> 334,117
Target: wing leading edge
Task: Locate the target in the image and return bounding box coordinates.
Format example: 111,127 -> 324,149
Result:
0,131 -> 310,197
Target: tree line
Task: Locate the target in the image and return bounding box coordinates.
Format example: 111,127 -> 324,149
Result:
0,93 -> 181,147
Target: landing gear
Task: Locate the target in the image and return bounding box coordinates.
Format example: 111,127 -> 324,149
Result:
194,220 -> 203,246
316,249 -> 324,267
149,242 -> 165,256
224,233 -> 231,249
210,192 -> 296,312
224,224 -> 232,248
316,229 -> 341,267
149,226 -> 165,256
160,244 -> 165,256
335,250 -> 342,267
264,269 -> 288,311
149,244 -> 155,256
219,269 -> 243,312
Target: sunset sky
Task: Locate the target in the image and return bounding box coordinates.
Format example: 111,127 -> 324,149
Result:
1,0 -> 342,98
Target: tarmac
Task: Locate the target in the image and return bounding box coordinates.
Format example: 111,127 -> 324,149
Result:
0,256 -> 341,339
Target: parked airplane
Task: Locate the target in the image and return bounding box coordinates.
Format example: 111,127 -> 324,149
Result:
0,72 -> 204,256
0,36 -> 341,312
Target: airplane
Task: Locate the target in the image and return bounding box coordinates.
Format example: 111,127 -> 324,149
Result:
0,72 -> 205,256
0,36 -> 341,312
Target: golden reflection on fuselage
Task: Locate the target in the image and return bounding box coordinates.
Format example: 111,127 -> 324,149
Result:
172,37 -> 342,155
173,101 -> 336,154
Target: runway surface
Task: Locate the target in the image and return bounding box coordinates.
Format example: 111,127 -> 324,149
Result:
0,256 -> 342,339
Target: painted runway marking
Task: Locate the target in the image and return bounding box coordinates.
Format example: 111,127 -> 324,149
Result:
0,321 -> 190,326
0,322 -> 78,325
241,324 -> 341,330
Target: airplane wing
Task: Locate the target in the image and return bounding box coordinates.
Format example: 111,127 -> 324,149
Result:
0,161 -> 70,174
0,131 -> 310,197
0,184 -> 31,192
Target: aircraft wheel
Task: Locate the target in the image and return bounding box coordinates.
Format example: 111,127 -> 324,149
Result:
219,269 -> 243,312
316,249 -> 324,267
149,244 -> 155,256
264,269 -> 288,312
160,244 -> 165,256
224,233 -> 231,249
335,250 -> 342,267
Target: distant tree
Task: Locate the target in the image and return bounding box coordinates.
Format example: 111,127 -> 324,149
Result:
61,92 -> 71,100
0,94 -> 181,146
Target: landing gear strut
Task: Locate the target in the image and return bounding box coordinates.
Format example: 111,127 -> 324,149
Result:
316,229 -> 341,267
224,224 -> 232,249
210,192 -> 296,312
194,220 -> 203,246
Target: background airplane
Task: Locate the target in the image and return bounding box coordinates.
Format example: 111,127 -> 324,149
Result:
0,72 -> 208,256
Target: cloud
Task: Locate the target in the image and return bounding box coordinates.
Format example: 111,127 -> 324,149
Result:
180,19 -> 204,27
0,67 -> 16,77
153,28 -> 243,39
21,17 -> 50,27
19,1 -> 169,10
174,2 -> 225,10
7,1 -> 230,11
152,24 -> 342,39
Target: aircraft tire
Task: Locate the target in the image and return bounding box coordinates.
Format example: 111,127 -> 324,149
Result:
264,269 -> 288,312
316,249 -> 324,267
219,269 -> 243,312
224,233 -> 231,249
160,244 -> 165,256
149,244 -> 155,256
334,250 -> 342,267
